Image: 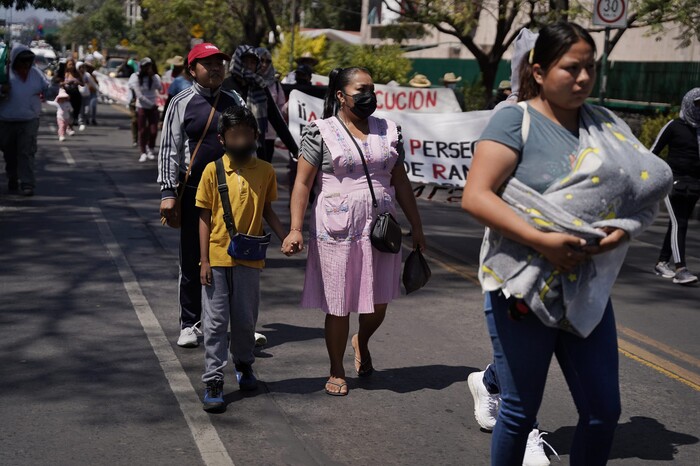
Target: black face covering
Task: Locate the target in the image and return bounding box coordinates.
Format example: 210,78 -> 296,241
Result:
346,91 -> 378,119
225,143 -> 257,163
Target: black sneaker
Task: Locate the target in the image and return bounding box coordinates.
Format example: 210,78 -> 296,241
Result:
8,178 -> 18,192
20,186 -> 34,197
235,364 -> 258,391
203,380 -> 225,413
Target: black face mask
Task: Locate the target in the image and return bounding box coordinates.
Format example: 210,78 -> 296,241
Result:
346,91 -> 377,119
225,143 -> 257,163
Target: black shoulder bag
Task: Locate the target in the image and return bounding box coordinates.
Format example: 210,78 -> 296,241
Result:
214,158 -> 271,261
335,116 -> 402,254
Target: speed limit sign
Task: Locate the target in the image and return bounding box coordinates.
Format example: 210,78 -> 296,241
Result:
593,0 -> 628,28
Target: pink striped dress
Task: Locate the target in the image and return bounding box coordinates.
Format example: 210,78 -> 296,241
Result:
300,116 -> 403,316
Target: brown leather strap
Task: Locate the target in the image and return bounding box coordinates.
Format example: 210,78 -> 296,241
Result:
179,91 -> 221,199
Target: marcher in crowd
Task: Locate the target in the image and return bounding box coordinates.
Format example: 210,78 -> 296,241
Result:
282,67 -> 425,396
46,87 -> 74,142
0,45 -> 49,196
257,47 -> 287,163
162,55 -> 191,117
441,72 -> 465,111
462,22 -> 671,465
197,105 -> 286,412
222,45 -> 268,158
129,57 -> 162,163
59,57 -> 85,131
466,27 -> 556,466
653,88 -> 700,285
158,43 -> 245,348
82,55 -> 100,125
486,80 -> 512,110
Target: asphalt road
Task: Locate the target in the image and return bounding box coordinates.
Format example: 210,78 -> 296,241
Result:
1,103 -> 698,466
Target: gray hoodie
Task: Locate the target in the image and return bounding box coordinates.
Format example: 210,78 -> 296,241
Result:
0,45 -> 49,122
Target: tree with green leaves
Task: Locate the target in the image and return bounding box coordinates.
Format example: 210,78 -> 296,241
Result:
59,0 -> 130,50
303,0 -> 363,31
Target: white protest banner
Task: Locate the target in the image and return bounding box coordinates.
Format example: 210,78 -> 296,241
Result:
94,71 -> 166,109
310,73 -> 462,113
288,90 -> 491,187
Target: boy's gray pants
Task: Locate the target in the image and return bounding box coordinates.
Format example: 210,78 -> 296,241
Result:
202,266 -> 260,384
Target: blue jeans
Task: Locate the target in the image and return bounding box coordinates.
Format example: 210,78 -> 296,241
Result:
485,291 -> 620,466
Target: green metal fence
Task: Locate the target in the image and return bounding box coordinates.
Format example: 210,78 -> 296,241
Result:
411,58 -> 700,106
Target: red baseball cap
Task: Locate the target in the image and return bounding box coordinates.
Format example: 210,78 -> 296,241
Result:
187,43 -> 230,64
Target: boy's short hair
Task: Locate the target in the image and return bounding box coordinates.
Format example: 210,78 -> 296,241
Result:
218,105 -> 259,136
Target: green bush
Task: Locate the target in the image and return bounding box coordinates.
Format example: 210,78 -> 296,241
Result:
272,30 -> 411,85
640,111 -> 679,158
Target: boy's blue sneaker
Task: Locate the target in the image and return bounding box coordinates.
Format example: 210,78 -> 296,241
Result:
235,364 -> 258,391
203,380 -> 225,413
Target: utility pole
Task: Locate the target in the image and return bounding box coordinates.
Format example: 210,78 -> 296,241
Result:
599,27 -> 610,105
289,0 -> 296,74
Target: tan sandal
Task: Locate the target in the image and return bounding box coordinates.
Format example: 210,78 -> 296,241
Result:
325,378 -> 348,396
351,334 -> 374,377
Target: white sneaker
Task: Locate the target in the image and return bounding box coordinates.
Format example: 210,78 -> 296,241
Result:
146,149 -> 155,161
138,153 -> 148,163
468,370 -> 499,431
66,129 -> 75,136
59,136 -> 66,142
79,124 -> 86,131
177,322 -> 202,348
523,429 -> 558,466
654,261 -> 675,278
254,332 -> 267,347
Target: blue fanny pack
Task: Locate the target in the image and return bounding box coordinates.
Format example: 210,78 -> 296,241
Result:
226,232 -> 271,261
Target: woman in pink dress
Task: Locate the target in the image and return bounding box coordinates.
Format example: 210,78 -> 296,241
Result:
282,67 -> 425,396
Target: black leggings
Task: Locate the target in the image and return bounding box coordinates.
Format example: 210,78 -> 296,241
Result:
64,86 -> 82,122
659,193 -> 699,268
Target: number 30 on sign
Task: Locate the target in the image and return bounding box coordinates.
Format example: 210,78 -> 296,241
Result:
593,0 -> 628,28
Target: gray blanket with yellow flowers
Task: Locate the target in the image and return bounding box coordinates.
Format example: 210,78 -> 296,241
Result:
479,103 -> 673,337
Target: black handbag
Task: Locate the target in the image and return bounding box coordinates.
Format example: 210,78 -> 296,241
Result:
215,158 -> 271,261
336,116 -> 402,254
402,248 -> 431,294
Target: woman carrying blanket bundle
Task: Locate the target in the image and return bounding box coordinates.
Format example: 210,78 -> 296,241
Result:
282,67 -> 425,397
462,22 -> 672,465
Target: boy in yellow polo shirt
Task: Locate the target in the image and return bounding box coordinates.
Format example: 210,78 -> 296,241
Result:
196,106 -> 286,413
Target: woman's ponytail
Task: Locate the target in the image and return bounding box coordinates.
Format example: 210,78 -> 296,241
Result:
323,67 -> 344,119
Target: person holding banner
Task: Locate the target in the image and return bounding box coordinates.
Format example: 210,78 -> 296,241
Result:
462,22 -> 672,465
282,67 -> 425,396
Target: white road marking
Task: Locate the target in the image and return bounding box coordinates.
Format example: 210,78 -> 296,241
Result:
60,147 -> 76,165
92,206 -> 235,466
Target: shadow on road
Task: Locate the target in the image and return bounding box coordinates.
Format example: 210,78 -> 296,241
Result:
547,416 -> 699,461
264,364 -> 477,395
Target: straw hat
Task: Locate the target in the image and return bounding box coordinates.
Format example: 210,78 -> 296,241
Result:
441,72 -> 462,84
296,51 -> 318,66
166,55 -> 185,67
409,74 -> 431,88
498,80 -> 512,90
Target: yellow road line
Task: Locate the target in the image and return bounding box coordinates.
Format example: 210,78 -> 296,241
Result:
618,325 -> 700,369
418,243 -> 700,392
111,103 -> 131,115
618,342 -> 700,392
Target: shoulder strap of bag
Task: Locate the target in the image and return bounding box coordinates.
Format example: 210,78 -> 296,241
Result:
179,91 -> 221,200
517,101 -> 531,145
215,157 -> 238,240
335,116 -> 379,209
